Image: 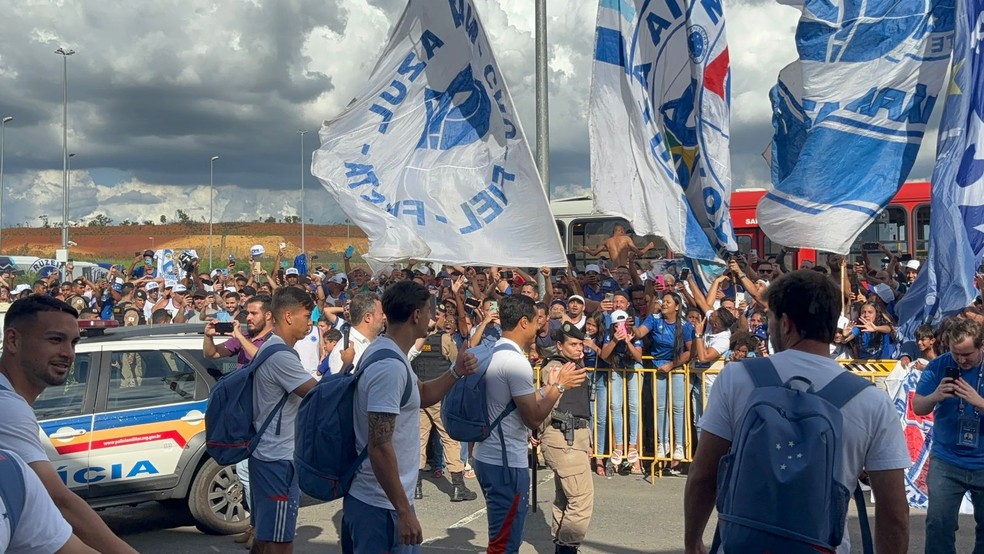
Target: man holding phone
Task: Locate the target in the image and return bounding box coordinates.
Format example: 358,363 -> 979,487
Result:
913,318 -> 984,553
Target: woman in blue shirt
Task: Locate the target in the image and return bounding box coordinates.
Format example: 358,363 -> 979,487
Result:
584,313 -> 613,476
601,310 -> 644,474
635,292 -> 695,463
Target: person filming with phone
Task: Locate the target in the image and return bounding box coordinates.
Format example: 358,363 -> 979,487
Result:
913,318 -> 984,553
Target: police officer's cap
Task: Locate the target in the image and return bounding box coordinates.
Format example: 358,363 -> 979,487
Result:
559,322 -> 585,341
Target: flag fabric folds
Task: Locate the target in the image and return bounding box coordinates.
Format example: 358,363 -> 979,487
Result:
897,0 -> 984,332
760,0 -> 955,254
311,0 -> 565,269
589,0 -> 737,262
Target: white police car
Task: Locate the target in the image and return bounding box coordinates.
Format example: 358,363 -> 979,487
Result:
32,322 -> 247,534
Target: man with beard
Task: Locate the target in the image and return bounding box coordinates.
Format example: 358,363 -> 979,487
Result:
0,296 -> 137,553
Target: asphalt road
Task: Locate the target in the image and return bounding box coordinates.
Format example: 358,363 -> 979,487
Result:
103,468 -> 975,553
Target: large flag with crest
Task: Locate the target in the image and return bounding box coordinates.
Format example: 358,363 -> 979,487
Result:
312,0 -> 565,269
760,0 -> 954,254
897,0 -> 984,333
590,0 -> 737,262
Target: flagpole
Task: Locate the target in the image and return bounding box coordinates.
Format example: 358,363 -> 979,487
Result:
535,0 -> 549,200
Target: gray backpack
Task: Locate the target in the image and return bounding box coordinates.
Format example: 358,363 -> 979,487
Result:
712,357 -> 873,554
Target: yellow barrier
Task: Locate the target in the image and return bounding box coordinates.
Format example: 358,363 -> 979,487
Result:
536,357 -> 898,481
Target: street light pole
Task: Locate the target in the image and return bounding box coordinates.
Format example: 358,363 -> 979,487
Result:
209,155 -> 219,269
298,130 -> 307,261
67,153 -> 75,228
0,116 -> 12,254
55,47 -> 75,252
535,0 -> 550,200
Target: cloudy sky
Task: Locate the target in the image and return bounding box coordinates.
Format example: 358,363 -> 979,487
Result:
0,0 -> 942,227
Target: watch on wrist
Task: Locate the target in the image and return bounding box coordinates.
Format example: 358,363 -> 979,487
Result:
555,383 -> 566,394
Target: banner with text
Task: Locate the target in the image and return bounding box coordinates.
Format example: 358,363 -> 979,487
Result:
312,0 -> 565,269
760,0 -> 954,254
589,0 -> 737,262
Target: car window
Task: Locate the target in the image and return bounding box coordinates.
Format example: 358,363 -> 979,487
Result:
34,353 -> 92,420
107,350 -> 197,411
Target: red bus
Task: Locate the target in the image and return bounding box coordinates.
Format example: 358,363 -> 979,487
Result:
550,181 -> 930,267
730,181 -> 930,267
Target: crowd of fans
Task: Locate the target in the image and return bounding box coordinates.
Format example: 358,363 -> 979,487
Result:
6,235 -> 984,481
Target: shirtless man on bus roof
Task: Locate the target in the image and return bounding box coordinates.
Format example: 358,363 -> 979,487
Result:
579,223 -> 655,268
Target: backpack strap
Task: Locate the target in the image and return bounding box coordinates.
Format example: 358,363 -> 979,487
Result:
0,451 -> 26,535
249,343 -> 295,439
741,357 -> 782,388
816,371 -> 873,410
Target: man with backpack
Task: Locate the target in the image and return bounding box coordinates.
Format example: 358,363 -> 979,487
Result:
472,294 -> 587,554
342,281 -> 478,553
247,287 -> 318,553
684,270 -> 910,554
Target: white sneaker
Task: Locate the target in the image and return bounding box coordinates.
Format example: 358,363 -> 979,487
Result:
657,444 -> 667,458
673,445 -> 685,460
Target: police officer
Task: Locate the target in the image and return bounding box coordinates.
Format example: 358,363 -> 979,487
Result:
540,322 -> 594,553
411,325 -> 477,502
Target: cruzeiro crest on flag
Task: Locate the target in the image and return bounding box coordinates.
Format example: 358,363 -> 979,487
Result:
418,65 -> 492,150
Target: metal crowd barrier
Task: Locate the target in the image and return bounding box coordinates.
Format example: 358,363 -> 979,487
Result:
536,358 -> 898,482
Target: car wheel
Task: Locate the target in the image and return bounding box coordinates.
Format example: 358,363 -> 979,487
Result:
188,458 -> 250,535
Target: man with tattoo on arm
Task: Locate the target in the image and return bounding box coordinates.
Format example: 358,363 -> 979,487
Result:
342,281 -> 478,553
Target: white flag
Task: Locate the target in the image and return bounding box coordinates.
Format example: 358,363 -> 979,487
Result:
312,0 -> 565,269
589,0 -> 737,262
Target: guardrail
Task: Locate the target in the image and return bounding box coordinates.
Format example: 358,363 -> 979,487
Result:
535,357 -> 898,481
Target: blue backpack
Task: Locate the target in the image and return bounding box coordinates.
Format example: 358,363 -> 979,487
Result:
295,347 -> 412,501
205,343 -> 295,466
712,357 -> 874,554
0,449 -> 26,538
442,343 -> 517,466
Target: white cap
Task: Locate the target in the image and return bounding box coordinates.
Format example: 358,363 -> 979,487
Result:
250,244 -> 265,257
585,264 -> 601,274
173,284 -> 188,293
611,309 -> 629,323
285,267 -> 300,276
145,282 -> 159,291
12,284 -> 30,295
568,294 -> 585,304
225,286 -> 238,292
330,274 -> 346,285
905,259 -> 921,270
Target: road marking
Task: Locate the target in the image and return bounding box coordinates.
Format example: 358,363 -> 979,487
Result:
422,470 -> 554,545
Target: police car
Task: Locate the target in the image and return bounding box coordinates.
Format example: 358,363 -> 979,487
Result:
32,321 -> 247,534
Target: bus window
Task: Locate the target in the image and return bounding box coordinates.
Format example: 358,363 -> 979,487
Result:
569,218 -> 668,267
555,220 -> 566,250
914,204 -> 930,258
735,235 -> 753,256
850,205 -> 908,257
763,237 -> 784,261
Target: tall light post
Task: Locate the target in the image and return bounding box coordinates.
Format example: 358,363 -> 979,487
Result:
298,130 -> 307,260
55,47 -> 75,253
208,155 -> 219,269
0,116 -> 12,254
67,153 -> 75,227
535,0 -> 550,199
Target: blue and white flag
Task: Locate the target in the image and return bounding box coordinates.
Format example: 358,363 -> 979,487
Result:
311,0 -> 565,269
589,0 -> 737,262
760,0 -> 955,254
897,0 -> 984,332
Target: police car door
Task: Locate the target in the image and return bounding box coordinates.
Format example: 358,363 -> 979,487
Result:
88,347 -> 204,498
33,351 -> 98,498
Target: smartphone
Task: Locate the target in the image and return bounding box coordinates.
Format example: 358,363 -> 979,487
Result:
946,365 -> 962,380
855,256 -> 865,264
251,260 -> 262,274
442,278 -> 452,288
279,242 -> 287,250
465,297 -> 481,310
330,263 -> 338,272
604,292 -> 615,303
862,242 -> 880,251
228,254 -> 236,262
616,321 -> 627,337
679,268 -> 691,281
501,270 -> 514,281
214,322 -> 234,334
655,274 -> 666,289
345,245 -> 355,259
900,253 -> 913,263
490,301 -> 498,313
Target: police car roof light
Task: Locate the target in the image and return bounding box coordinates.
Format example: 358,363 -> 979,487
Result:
78,319 -> 119,337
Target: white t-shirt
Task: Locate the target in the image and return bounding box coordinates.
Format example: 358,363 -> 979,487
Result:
327,326 -> 372,375
0,374 -> 48,464
349,337 -> 421,510
695,320 -> 731,393
250,336 -> 313,462
293,325 -> 321,379
698,349 -> 911,553
0,449 -> 72,554
473,338 -> 537,468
